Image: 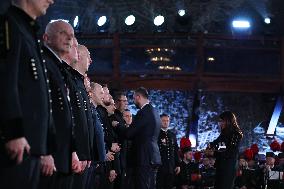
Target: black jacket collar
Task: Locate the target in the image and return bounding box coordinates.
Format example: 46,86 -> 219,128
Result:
9,5 -> 40,32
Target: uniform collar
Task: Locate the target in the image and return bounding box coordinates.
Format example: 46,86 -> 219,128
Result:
44,45 -> 62,63
9,5 -> 40,32
161,128 -> 168,132
61,62 -> 84,80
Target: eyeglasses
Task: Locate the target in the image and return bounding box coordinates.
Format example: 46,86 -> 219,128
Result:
118,99 -> 127,102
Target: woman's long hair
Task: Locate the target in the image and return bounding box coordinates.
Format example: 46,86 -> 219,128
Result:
219,111 -> 243,138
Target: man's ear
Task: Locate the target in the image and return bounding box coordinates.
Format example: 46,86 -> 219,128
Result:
42,33 -> 49,43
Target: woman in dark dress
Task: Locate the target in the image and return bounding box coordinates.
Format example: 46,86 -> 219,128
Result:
209,111 -> 243,189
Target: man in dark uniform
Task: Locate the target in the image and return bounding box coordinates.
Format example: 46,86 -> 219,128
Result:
0,0 -> 54,188
122,109 -> 134,189
156,113 -> 180,189
64,44 -> 95,189
113,92 -> 128,189
87,82 -> 107,189
40,19 -> 77,189
61,38 -> 91,171
178,147 -> 201,189
96,88 -> 119,189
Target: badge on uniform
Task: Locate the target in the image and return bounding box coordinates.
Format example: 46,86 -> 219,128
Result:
0,15 -> 9,60
161,138 -> 167,145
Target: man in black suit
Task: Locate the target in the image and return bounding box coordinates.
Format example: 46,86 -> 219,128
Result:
0,1 -> 54,188
113,87 -> 161,189
157,113 -> 180,189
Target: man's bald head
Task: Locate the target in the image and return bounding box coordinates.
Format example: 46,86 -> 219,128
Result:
43,20 -> 74,58
76,44 -> 92,75
89,82 -> 104,106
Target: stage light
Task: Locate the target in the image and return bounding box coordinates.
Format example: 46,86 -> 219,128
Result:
266,96 -> 283,136
232,20 -> 251,29
178,9 -> 186,17
125,15 -> 135,26
189,134 -> 197,148
97,16 -> 107,27
207,57 -> 215,62
154,15 -> 164,26
73,16 -> 79,28
264,17 -> 271,24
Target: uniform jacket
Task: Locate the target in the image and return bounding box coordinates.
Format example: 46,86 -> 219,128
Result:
43,46 -> 73,173
0,6 -> 53,157
158,129 -> 180,174
91,104 -> 106,162
58,62 -> 91,160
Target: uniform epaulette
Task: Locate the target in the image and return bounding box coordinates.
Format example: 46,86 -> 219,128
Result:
0,15 -> 9,60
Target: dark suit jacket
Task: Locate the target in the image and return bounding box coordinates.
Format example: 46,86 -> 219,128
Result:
43,46 -> 73,173
117,103 -> 161,167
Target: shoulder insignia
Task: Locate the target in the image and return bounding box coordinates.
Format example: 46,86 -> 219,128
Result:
0,15 -> 9,60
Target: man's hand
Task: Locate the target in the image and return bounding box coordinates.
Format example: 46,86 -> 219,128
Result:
109,170 -> 117,182
106,151 -> 115,161
111,143 -> 121,153
40,155 -> 56,176
5,137 -> 30,164
72,152 -> 82,173
175,166 -> 181,175
80,160 -> 87,173
87,160 -> 91,168
111,121 -> 119,127
181,185 -> 188,189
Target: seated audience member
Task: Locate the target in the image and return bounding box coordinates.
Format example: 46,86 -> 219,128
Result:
178,147 -> 201,189
234,156 -> 252,189
200,156 -> 215,188
264,152 -> 283,189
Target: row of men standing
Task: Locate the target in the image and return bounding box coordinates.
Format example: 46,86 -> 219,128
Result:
0,1 -> 163,189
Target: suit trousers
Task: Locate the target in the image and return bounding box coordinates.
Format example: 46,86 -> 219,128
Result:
132,166 -> 158,189
156,170 -> 175,189
0,155 -> 40,189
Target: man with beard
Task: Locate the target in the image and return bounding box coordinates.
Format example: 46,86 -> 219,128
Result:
87,82 -> 109,189
178,147 -> 201,189
113,87 -> 161,189
96,85 -> 120,189
0,0 -> 54,188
